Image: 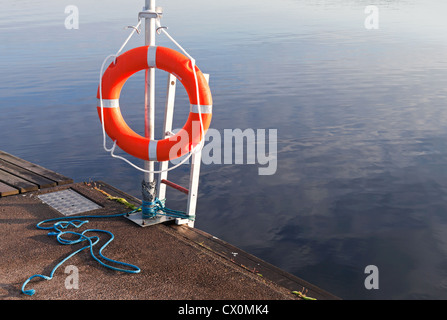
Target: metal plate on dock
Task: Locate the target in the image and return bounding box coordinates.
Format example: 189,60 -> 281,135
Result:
125,210 -> 174,227
38,189 -> 102,216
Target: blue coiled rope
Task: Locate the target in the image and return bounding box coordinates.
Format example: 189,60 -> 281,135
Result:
21,208 -> 141,296
21,198 -> 193,296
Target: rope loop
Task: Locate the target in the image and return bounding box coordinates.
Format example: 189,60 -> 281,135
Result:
22,207 -> 141,296
156,26 -> 168,34
22,196 -> 193,296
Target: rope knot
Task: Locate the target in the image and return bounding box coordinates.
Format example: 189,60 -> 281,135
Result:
142,197 -> 194,221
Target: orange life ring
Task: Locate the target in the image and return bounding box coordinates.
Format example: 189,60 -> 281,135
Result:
96,45 -> 212,162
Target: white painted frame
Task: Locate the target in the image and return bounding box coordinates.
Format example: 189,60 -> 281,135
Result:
157,74 -> 209,228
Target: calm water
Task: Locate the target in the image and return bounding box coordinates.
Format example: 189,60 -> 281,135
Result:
1,0 -> 447,299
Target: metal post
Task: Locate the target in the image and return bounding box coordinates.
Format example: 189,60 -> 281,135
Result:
141,0 -> 157,219
176,74 -> 210,228
143,0 -> 156,182
157,74 -> 177,201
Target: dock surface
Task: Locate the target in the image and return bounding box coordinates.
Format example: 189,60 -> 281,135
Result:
0,150 -> 72,197
0,151 -> 339,300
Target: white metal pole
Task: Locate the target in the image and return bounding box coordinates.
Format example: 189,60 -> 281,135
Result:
144,0 -> 156,183
157,74 -> 177,201
176,74 -> 210,228
140,0 -> 157,221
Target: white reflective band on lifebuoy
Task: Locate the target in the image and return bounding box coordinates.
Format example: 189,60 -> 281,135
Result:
190,104 -> 213,114
147,46 -> 157,68
98,99 -> 119,108
148,140 -> 158,161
